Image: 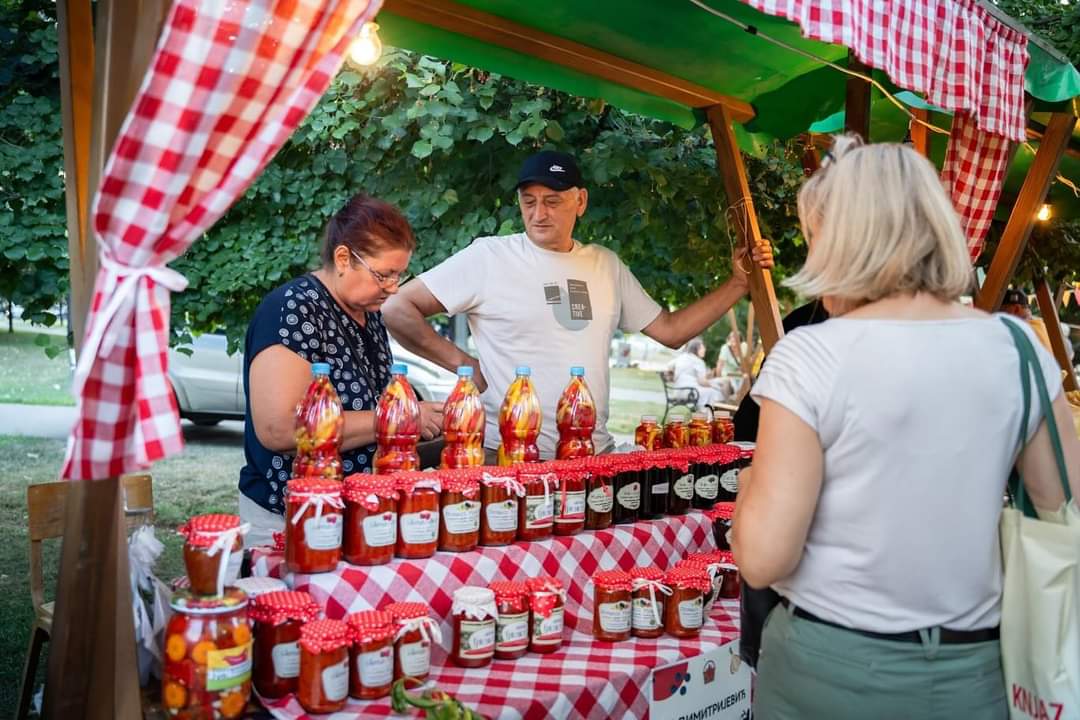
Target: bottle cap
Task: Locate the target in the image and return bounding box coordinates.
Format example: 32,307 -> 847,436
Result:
390,362 -> 408,375
692,412 -> 709,420
515,366 -> 531,376
311,362 -> 331,376
457,365 -> 474,377
570,366 -> 585,377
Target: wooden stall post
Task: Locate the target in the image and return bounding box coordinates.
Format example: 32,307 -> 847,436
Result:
1034,276 -> 1079,392
845,51 -> 872,142
909,107 -> 931,158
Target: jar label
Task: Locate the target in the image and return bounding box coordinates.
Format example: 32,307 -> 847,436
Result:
532,606 -> 564,644
598,600 -> 632,633
362,512 -> 397,547
616,482 -> 640,510
485,499 -> 518,533
651,482 -> 669,495
673,474 -> 694,500
321,656 -> 349,702
225,551 -> 243,585
720,468 -> 739,493
458,619 -> 496,659
678,596 -> 704,629
587,486 -> 613,513
303,513 -> 343,551
206,641 -> 252,691
443,500 -> 481,535
358,646 -> 393,688
554,489 -> 586,521
400,510 -> 438,544
270,641 -> 300,679
496,612 -> 529,650
695,474 -> 719,500
524,493 -> 554,529
632,597 -> 661,630
399,640 -> 430,677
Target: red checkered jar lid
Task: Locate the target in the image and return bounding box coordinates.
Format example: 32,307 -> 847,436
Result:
250,591 -> 320,626
347,610 -> 395,643
299,618 -> 351,654
664,566 -> 712,593
488,580 -> 528,603
441,471 -> 480,497
383,601 -> 430,621
178,514 -> 242,548
708,502 -> 735,520
628,566 -> 664,582
592,570 -> 632,591
342,474 -> 399,508
287,477 -> 342,499
393,471 -> 442,494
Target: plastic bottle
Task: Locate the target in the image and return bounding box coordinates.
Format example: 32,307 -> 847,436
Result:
293,362 -> 344,481
634,415 -> 661,451
373,363 -> 421,475
555,366 -> 596,459
497,366 -> 542,466
440,366 -> 485,469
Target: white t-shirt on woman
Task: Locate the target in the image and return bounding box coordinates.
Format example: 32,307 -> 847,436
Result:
751,314 -> 1062,633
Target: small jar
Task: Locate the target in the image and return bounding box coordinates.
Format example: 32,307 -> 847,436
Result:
628,567 -> 668,639
678,554 -> 723,611
663,416 -> 689,449
692,448 -> 723,510
634,415 -> 662,450
234,576 -> 287,600
688,412 -> 712,447
489,581 -> 530,660
285,478 -> 345,574
451,586 -> 498,668
668,453 -> 694,515
179,514 -> 247,596
439,471 -> 481,552
526,576 -> 565,653
342,474 -> 399,566
394,472 -> 441,559
640,455 -> 669,520
663,567 -> 711,638
250,591 -> 320,699
480,467 -> 523,546
584,456 -> 614,531
716,550 -> 741,599
385,602 -> 440,682
707,502 -> 735,550
711,415 -> 734,444
346,610 -> 395,700
591,570 -> 632,642
517,468 -> 556,542
298,619 -> 351,714
552,460 -> 587,536
612,456 -> 641,525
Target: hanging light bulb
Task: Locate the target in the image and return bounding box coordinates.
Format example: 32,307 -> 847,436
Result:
348,22 -> 382,67
1036,203 -> 1052,222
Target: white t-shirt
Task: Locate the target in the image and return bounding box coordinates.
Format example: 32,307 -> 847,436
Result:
670,352 -> 708,389
419,233 -> 663,456
751,314 -> 1061,632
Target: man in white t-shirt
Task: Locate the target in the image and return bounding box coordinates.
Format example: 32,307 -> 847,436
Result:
383,150 -> 772,457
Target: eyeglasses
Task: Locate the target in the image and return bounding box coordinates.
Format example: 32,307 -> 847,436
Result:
349,249 -> 410,288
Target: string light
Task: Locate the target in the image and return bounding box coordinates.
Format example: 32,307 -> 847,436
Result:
1036,203 -> 1052,222
347,22 -> 382,67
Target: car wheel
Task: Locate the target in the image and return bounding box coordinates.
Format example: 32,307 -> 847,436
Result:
190,417 -> 222,427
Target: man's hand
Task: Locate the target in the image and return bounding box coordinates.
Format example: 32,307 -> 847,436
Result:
419,401 -> 445,441
731,239 -> 775,291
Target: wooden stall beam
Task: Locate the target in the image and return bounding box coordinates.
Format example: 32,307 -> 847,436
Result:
844,51 -> 872,142
1034,276 -> 1079,392
910,107 -> 931,158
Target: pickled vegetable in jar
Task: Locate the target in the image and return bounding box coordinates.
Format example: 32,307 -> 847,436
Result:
526,576 -> 565,653
634,415 -> 661,451
162,588 -> 252,720
342,474 -> 399,566
663,567 -> 710,638
451,586 -> 498,668
667,452 -> 694,516
346,610 -> 395,700
591,570 -> 632,642
385,602 -> 442,682
178,514 -> 248,596
285,478 -> 344,574
479,466 -> 524,546
710,414 -> 734,444
439,470 -> 481,552
552,459 -> 586,536
489,581 -> 529,660
706,502 -> 735,550
298,619 -> 351,714
663,415 -> 689,449
583,455 -> 614,531
293,362 -> 344,482
688,412 -> 712,447
250,590 -> 320,699
628,567 -> 670,639
394,472 -> 441,559
517,468 -> 557,542
612,455 -> 642,525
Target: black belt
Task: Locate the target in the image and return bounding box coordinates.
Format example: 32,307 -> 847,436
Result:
779,598 -> 1000,645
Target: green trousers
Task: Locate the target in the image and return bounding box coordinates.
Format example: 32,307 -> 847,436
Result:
754,603 -> 1007,720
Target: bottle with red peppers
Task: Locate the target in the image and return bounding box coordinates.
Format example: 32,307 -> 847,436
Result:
346,610 -> 395,700
488,581 -> 530,660
394,472 -> 441,559
526,576 -> 565,653
285,478 -> 345,574
552,459 -> 586,536
297,619 -> 351,714
450,586 -> 498,668
439,470 -> 481,552
591,570 -> 632,642
250,590 -> 320,699
479,466 -> 523,546
663,566 -> 711,638
583,454 -> 614,530
342,474 -> 398,566
628,567 -> 669,639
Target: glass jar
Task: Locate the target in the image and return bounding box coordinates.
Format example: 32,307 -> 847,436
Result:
451,586 -> 497,668
668,453 -> 694,515
298,619 -> 351,714
584,456 -> 614,531
663,567 -> 710,638
688,412 -> 712,447
394,472 -> 441,559
691,448 -> 721,510
234,577 -> 287,601
342,474 -> 398,566
439,471 -> 481,552
179,514 -> 246,596
552,460 -> 586,536
162,589 -> 252,720
489,581 -> 530,660
707,502 -> 735,550
663,416 -> 689,449
634,415 -> 662,450
347,610 -> 394,700
711,414 -> 734,444
678,554 -> 723,611
517,468 -> 556,542
628,567 -> 668,639
526,576 -> 564,653
640,455 -> 669,520
385,602 -> 440,682
250,591 -> 319,699
716,550 -> 741,599
591,570 -> 632,642
479,467 -> 522,546
612,456 -> 641,525
285,478 -> 344,574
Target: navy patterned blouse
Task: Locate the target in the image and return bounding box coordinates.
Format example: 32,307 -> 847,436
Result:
239,274 -> 392,514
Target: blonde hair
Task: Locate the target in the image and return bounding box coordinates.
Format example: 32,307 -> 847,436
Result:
786,135 -> 972,304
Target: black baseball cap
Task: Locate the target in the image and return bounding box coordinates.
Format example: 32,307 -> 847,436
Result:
514,150 -> 583,192
1002,288 -> 1028,306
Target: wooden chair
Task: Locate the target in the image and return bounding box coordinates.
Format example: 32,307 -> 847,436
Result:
658,369 -> 699,423
18,473 -> 154,720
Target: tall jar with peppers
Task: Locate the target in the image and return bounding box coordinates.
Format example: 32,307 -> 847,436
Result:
479,466 -> 523,546
489,581 -> 529,660
552,459 -> 586,536
293,362 -> 344,481
373,363 -> 421,474
663,567 -> 711,638
526,576 -> 565,653
385,602 -> 441,683
451,586 -> 498,668
591,570 -> 632,642
628,567 -> 669,639
250,590 -> 320,699
555,366 -> 596,459
285,478 -> 344,574
440,365 -> 486,469
584,455 -> 614,530
179,514 -> 248,597
634,415 -> 661,450
346,610 -> 395,700
342,474 -> 398,566
663,415 -> 689,449
298,619 -> 351,714
688,412 -> 712,446
711,413 -> 734,444
517,467 -> 557,542
394,472 -> 441,559
439,470 -> 481,552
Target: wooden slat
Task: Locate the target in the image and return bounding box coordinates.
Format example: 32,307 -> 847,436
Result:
382,0 -> 755,123
1034,277 -> 1079,392
844,51 -> 872,142
976,111 -> 1077,311
705,104 -> 784,353
910,107 -> 931,158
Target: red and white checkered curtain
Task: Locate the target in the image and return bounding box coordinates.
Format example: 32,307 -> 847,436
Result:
62,0 -> 382,480
741,0 -> 1029,258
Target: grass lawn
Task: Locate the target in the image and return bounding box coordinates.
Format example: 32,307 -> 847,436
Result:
608,397 -> 666,434
0,332 -> 74,406
609,366 -> 666,393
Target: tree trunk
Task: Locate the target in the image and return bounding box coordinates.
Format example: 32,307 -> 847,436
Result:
6,301 -> 13,333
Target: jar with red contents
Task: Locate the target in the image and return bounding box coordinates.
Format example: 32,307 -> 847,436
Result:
298,619 -> 351,714
691,447 -> 726,509
489,581 -> 529,660
179,514 -> 247,596
715,550 -> 741,599
439,470 -> 481,552
707,502 -> 735,550
285,478 -> 345,574
679,552 -> 726,609
663,415 -> 689,449
526,576 -> 565,653
250,590 -> 319,699
612,454 -> 642,525
394,472 -> 441,559
584,455 -> 614,530
346,610 -> 394,700
688,412 -> 712,447
634,415 -> 662,450
663,567 -> 710,638
479,466 -> 523,546
711,414 -> 734,444
591,570 -> 632,642
342,474 -> 399,566
385,602 -> 441,682
552,459 -> 586,536
640,452 -> 669,520
162,588 -> 252,720
667,451 -> 694,515
517,467 -> 557,541
628,567 -> 669,639
451,586 -> 497,668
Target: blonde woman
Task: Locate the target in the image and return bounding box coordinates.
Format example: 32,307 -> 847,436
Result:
733,137 -> 1080,719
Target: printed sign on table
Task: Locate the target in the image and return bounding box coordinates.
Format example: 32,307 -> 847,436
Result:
650,639 -> 751,720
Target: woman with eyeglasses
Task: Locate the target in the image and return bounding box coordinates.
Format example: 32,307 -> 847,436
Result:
238,194 -> 444,545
